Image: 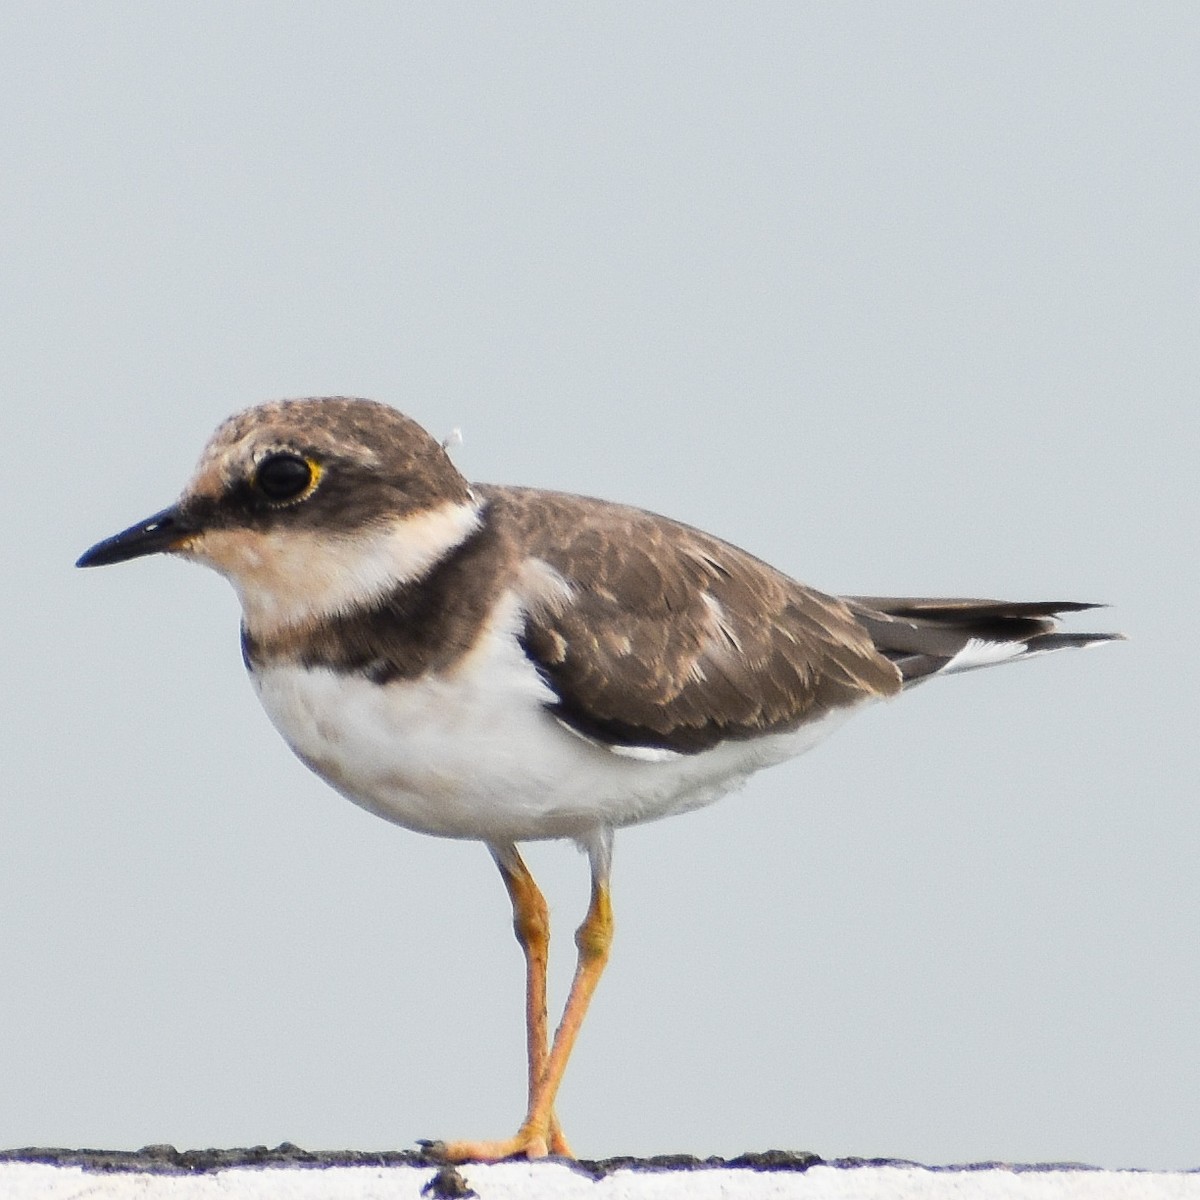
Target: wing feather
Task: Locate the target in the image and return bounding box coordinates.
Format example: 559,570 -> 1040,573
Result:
485,486 -> 900,754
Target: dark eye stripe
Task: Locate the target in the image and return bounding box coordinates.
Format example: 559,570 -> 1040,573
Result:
255,453 -> 314,502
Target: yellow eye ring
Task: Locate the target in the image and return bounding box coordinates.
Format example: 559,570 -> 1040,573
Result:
254,453 -> 323,504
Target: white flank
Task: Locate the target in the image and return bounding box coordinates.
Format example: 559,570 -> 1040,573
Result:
250,590 -> 863,845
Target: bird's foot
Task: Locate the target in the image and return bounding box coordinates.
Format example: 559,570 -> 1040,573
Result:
431,1118 -> 573,1163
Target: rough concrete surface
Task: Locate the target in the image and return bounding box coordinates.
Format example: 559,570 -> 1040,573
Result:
2,1147 -> 1197,1199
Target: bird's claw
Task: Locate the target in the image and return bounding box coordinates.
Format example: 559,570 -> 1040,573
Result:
432,1125 -> 553,1163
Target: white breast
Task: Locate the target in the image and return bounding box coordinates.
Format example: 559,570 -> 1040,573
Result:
249,592 -> 862,845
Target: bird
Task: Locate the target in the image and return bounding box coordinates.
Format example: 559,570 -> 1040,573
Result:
76,396 -> 1120,1162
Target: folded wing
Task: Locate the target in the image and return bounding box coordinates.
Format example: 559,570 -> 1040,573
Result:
488,487 -> 901,754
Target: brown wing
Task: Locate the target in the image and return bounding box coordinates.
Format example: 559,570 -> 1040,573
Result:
484,486 -> 901,754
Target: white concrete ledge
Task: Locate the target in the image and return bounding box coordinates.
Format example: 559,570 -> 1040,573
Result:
2,1149 -> 1198,1199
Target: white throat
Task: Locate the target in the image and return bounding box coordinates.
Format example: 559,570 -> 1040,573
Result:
183,498 -> 482,637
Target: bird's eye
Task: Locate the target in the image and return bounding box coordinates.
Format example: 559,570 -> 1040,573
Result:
254,453 -> 316,502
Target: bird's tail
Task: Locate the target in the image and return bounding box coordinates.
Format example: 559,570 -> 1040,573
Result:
841,596 -> 1124,686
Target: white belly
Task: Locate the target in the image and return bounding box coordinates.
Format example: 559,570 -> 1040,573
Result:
249,615 -> 860,845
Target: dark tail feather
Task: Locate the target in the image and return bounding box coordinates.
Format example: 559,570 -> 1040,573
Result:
842,596 -> 1124,685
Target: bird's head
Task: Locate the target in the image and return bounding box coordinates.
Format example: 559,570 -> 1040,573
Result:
76,397 -> 481,636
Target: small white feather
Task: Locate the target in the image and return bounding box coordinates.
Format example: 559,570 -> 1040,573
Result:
940,637 -> 1028,675
609,743 -> 683,763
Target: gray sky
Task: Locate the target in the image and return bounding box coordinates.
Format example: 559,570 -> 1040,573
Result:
3,1 -> 1197,1171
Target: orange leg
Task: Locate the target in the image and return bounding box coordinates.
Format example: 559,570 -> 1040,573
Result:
439,840 -> 614,1162
493,847 -> 572,1156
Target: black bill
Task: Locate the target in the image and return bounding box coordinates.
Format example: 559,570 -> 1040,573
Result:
76,505 -> 195,568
